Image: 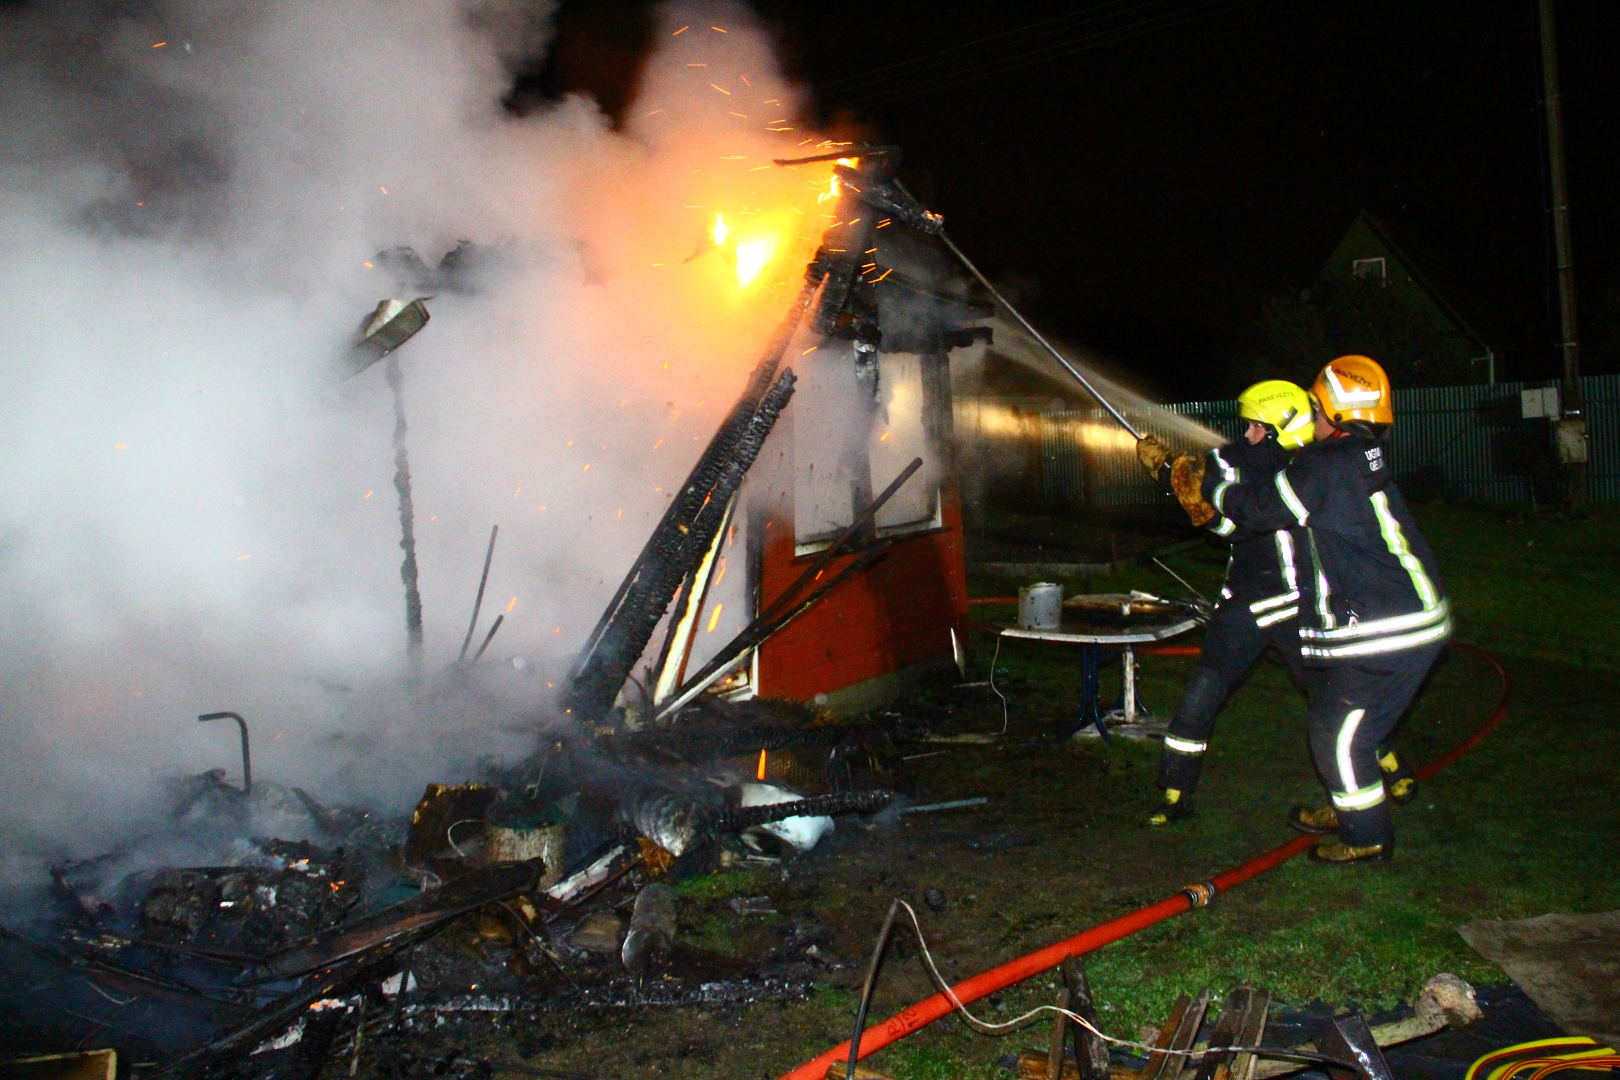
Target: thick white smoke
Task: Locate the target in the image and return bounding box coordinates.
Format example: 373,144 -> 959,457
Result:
0,0 -> 846,874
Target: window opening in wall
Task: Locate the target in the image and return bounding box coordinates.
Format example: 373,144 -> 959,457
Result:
1351,256 -> 1387,282
793,347 -> 941,554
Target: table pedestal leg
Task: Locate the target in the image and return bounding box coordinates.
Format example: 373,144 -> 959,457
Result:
1074,644 -> 1109,740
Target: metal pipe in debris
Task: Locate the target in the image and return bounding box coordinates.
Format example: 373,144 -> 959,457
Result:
899,797 -> 988,815
470,614 -> 505,664
198,712 -> 252,795
459,524 -> 499,663
940,232 -> 1142,440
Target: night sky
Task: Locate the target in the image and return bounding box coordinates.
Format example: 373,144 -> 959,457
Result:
544,0 -> 1620,397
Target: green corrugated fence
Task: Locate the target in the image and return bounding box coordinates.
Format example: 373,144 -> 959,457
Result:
1036,373 -> 1620,508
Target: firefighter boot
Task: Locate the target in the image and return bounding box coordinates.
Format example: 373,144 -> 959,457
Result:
1309,837 -> 1394,865
1148,788 -> 1193,827
1287,805 -> 1339,834
1380,751 -> 1419,805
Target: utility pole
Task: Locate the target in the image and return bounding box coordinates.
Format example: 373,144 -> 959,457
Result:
1539,0 -> 1587,508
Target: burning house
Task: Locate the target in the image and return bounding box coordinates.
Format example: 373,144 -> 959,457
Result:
0,3 -> 1003,1071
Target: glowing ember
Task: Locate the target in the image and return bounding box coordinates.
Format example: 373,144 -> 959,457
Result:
756,749 -> 767,780
710,213 -> 729,246
706,604 -> 723,633
506,596 -> 517,613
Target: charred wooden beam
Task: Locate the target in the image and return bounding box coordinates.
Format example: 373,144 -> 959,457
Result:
257,858 -> 543,980
1142,988 -> 1211,1080
717,789 -> 891,830
564,273 -> 817,727
565,367 -> 797,725
568,280 -> 817,695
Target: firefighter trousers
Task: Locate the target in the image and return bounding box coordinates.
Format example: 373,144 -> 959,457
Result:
1157,600 -> 1300,794
1304,642 -> 1444,847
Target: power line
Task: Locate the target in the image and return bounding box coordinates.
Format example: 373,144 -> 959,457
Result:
812,0 -> 1269,115
806,0 -> 1187,97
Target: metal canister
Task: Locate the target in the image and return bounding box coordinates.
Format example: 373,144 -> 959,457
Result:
1017,582 -> 1063,630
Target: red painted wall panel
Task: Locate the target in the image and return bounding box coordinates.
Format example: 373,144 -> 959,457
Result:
755,489 -> 968,702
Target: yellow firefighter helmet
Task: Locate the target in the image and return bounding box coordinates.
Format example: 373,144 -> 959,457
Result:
1312,354 -> 1394,429
1237,379 -> 1316,449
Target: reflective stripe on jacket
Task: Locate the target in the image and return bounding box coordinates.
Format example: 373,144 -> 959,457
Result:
1208,434 -> 1450,661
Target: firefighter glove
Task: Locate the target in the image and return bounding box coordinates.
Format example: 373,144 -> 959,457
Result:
1169,453 -> 1217,527
1136,435 -> 1174,477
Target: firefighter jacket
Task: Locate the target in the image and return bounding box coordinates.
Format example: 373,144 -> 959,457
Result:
1206,433 -> 1451,662
1199,438 -> 1303,629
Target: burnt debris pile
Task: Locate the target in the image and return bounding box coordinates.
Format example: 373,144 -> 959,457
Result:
0,697 -> 905,1077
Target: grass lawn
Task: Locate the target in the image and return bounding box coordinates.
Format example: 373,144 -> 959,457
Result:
409,503 -> 1620,1080
939,502 -> 1620,1045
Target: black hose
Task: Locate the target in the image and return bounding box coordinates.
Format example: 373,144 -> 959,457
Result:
847,899 -> 904,1080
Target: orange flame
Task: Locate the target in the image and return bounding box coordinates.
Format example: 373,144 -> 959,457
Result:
734,235 -> 777,287
756,749 -> 767,781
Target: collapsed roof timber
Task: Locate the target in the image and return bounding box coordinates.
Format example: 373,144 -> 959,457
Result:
0,152 -> 991,1076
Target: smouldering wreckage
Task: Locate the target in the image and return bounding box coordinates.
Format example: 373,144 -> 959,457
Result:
0,152 -> 979,1077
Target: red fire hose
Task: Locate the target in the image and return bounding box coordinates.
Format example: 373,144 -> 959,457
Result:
779,642 -> 1510,1080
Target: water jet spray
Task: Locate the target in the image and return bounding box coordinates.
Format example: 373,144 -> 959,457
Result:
941,232 -> 1143,440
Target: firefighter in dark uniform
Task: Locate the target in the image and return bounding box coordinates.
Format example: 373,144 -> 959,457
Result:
1149,355 -> 1449,864
1137,380 -> 1314,826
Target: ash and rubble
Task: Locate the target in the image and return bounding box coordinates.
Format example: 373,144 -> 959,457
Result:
0,697 -> 918,1077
